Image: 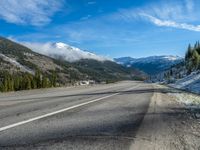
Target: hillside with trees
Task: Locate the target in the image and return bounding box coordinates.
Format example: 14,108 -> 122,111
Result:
0,70 -> 57,92
162,41 -> 200,82
0,36 -> 144,92
151,41 -> 200,94
185,42 -> 200,73
73,59 -> 146,83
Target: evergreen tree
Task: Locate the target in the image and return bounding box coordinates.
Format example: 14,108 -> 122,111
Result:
185,44 -> 192,61
196,41 -> 200,55
25,74 -> 32,90
0,70 -> 56,92
50,71 -> 57,87
194,42 -> 198,49
42,76 -> 49,88
191,50 -> 200,70
3,77 -> 8,92
30,75 -> 37,89
35,69 -> 41,88
0,83 -> 3,92
14,76 -> 20,91
185,41 -> 200,72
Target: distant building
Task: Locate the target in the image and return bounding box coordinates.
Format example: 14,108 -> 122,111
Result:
78,80 -> 96,86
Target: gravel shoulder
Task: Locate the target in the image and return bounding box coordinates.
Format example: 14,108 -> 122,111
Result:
130,85 -> 200,150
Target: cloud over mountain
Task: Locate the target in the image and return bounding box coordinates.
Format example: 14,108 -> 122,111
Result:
23,42 -> 108,62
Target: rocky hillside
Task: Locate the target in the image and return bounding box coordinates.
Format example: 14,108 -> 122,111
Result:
0,36 -> 83,85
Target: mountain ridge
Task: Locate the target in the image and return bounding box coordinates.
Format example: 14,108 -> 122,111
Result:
115,55 -> 183,75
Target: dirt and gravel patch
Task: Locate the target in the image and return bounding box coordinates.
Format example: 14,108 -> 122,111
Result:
168,90 -> 200,119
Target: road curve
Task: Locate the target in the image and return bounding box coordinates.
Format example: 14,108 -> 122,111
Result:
0,81 -> 154,149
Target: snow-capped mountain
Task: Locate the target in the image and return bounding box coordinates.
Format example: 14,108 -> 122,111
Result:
23,42 -> 108,62
114,55 -> 183,75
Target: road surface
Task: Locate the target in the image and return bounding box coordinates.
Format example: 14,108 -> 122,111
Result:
0,81 -> 199,150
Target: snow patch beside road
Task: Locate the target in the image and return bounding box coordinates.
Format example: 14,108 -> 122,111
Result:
170,72 -> 200,94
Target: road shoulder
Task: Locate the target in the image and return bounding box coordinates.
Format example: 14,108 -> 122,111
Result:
130,85 -> 200,150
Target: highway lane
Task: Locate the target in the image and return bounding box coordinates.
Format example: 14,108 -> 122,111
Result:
0,81 -> 137,126
0,81 -> 154,149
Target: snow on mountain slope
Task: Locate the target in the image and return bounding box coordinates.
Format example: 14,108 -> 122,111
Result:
115,55 -> 182,64
0,53 -> 34,74
23,42 -> 108,62
170,72 -> 200,94
115,55 -> 183,75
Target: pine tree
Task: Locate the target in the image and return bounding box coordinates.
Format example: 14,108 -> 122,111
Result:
3,77 -> 8,92
196,41 -> 200,55
42,76 -> 49,88
50,72 -> 57,87
185,44 -> 192,61
191,50 -> 200,70
170,70 -> 173,76
0,83 -> 3,92
14,76 -> 20,91
25,75 -> 32,90
18,76 -> 23,90
35,69 -> 41,88
194,42 -> 198,49
0,70 -> 54,92
31,76 -> 37,89
10,77 -> 14,91
20,75 -> 25,90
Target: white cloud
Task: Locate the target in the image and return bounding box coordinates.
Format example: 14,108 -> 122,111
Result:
136,0 -> 200,32
22,42 -> 109,62
140,13 -> 200,32
110,0 -> 200,32
139,0 -> 199,22
0,0 -> 64,26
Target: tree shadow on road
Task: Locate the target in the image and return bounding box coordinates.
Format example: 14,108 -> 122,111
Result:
13,87 -> 182,101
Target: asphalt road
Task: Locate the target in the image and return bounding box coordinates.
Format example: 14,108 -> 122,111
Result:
0,81 -> 155,149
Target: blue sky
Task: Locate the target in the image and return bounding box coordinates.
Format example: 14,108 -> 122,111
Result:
1,0 -> 200,58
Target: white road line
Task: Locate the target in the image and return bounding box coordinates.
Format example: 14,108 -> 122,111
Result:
0,85 -> 139,132
0,93 -> 119,132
